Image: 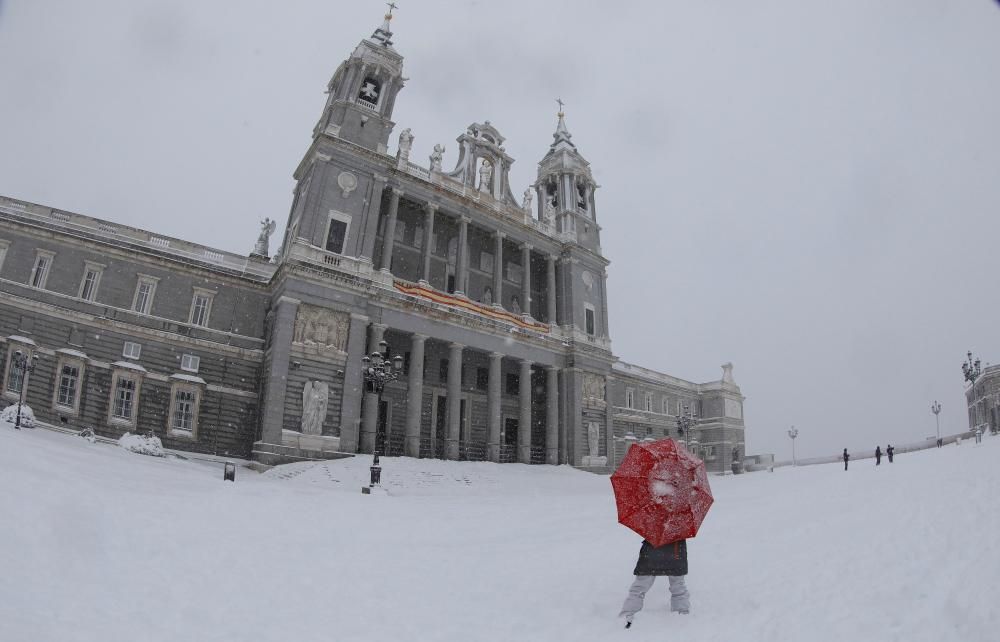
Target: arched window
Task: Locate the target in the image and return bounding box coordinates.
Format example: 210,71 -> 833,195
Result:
358,77 -> 382,108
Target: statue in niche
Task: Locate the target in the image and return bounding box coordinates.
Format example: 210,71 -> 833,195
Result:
521,188 -> 533,213
429,144 -> 445,172
588,421 -> 600,457
543,194 -> 556,222
478,159 -> 493,194
510,295 -> 521,314
301,380 -> 329,435
481,286 -> 493,305
253,217 -> 277,257
397,128 -> 414,160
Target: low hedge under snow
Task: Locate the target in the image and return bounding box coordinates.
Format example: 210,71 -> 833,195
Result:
0,404 -> 35,428
118,432 -> 166,457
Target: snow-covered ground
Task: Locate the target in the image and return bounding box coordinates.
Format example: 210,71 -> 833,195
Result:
1,422 -> 997,642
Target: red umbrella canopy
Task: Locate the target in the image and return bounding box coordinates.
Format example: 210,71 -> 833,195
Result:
610,439 -> 714,547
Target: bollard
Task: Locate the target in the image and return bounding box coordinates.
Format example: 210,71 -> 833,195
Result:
223,462 -> 236,482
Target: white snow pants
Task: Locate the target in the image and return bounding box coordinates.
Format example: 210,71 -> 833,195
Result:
619,575 -> 690,619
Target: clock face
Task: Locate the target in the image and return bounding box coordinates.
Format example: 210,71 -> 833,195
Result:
581,270 -> 594,289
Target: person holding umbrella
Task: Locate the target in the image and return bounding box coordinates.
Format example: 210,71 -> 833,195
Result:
611,439 -> 712,629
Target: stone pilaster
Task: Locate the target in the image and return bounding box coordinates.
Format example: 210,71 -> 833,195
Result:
487,351 -> 503,462
446,343 -> 463,459
360,323 -> 387,453
521,242 -> 532,319
260,296 -> 299,444
420,204 -> 436,284
546,254 -> 557,325
404,334 -> 426,457
360,176 -> 387,262
378,188 -> 402,272
518,359 -> 533,464
456,216 -> 470,296
492,231 -> 504,308
338,312 -> 370,453
546,366 -> 559,465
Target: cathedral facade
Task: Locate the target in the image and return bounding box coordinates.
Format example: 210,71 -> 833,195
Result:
0,14 -> 746,473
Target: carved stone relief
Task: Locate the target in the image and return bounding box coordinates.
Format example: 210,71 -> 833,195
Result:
337,171 -> 358,198
301,380 -> 329,435
292,305 -> 350,356
582,373 -> 605,400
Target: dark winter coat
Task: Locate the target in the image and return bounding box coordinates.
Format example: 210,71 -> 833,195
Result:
633,539 -> 688,577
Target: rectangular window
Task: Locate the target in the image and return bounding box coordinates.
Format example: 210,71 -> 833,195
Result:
172,389 -> 196,432
132,276 -> 159,314
393,221 -> 406,242
0,240 -> 10,273
79,269 -> 100,301
180,354 -> 200,373
626,388 -> 635,409
189,290 -> 214,327
5,354 -> 26,395
113,377 -> 136,420
506,373 -> 519,396
645,393 -> 653,412
584,304 -> 596,336
663,398 -> 670,415
439,358 -> 449,383
413,224 -> 423,250
476,367 -> 488,391
479,251 -> 494,273
325,212 -> 351,255
30,251 -> 54,289
122,342 -> 142,360
56,364 -> 80,408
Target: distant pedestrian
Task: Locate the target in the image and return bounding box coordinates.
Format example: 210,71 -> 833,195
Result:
875,446 -> 882,466
886,444 -> 894,463
843,448 -> 850,471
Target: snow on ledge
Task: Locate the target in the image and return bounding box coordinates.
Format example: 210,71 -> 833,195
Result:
111,360 -> 148,373
170,373 -> 206,385
5,335 -> 37,346
55,348 -> 88,360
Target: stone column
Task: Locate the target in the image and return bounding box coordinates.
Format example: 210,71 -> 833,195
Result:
546,366 -> 559,465
546,254 -> 557,325
605,375 -> 616,468
446,343 -> 463,460
338,312 -> 370,453
520,243 -> 532,319
455,215 -> 470,296
535,184 -> 545,222
420,204 -> 436,285
360,323 -> 387,453
487,351 -> 503,462
360,176 -> 387,262
600,271 -> 610,338
378,187 -> 402,272
260,296 -> 299,445
404,334 -> 426,457
518,359 -> 533,464
492,231 -> 504,308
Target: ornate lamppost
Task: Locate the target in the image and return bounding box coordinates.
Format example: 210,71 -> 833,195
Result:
676,404 -> 694,449
931,400 -> 942,447
9,350 -> 39,430
360,340 -> 402,494
787,425 -> 798,466
962,351 -> 981,385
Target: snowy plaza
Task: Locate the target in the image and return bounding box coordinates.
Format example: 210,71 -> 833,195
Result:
1,422 -> 997,642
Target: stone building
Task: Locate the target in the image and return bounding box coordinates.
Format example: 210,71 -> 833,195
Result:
966,364 -> 1000,435
0,12 -> 746,472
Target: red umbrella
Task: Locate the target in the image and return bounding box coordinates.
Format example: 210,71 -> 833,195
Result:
610,439 -> 714,547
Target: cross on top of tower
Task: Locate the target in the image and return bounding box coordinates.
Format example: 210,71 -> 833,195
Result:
371,2 -> 398,47
556,97 -> 565,116
386,2 -> 398,17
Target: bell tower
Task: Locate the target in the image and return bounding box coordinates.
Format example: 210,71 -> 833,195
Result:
534,102 -> 601,254
312,6 -> 405,154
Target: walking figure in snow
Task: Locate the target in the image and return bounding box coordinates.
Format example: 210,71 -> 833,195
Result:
843,448 -> 850,471
886,444 -> 894,463
619,539 -> 690,628
875,445 -> 882,466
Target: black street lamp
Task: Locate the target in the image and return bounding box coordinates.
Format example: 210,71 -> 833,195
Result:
962,351 -> 981,385
676,404 -> 694,449
931,400 -> 942,447
9,350 -> 39,430
360,340 -> 403,494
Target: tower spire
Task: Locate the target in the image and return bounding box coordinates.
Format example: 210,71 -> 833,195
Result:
371,2 -> 398,48
551,98 -> 575,151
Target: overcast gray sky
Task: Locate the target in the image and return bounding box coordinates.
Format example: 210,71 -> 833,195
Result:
1,0 -> 998,460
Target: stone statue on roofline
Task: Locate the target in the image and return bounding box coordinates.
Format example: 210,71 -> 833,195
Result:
397,128 -> 413,160
252,217 -> 277,258
429,144 -> 445,172
478,159 -> 493,194
522,187 -> 533,213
